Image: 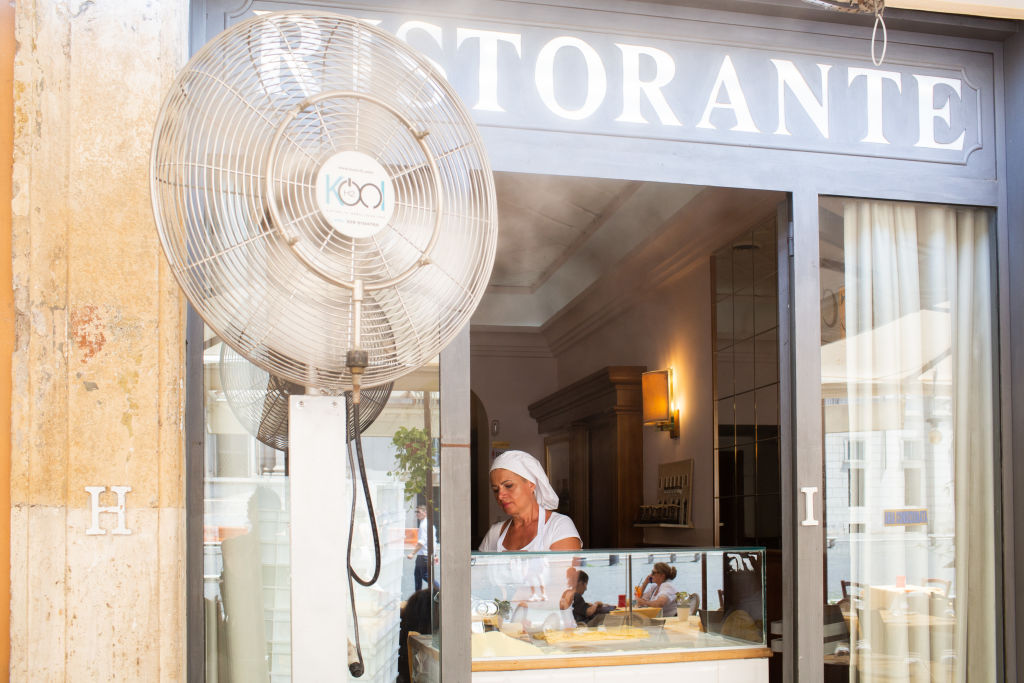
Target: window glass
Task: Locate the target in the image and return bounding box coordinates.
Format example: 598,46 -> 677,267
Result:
202,329 -> 440,681
713,221 -> 781,551
819,198 -> 999,681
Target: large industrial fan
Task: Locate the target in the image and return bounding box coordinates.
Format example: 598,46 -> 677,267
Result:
151,11 -> 498,678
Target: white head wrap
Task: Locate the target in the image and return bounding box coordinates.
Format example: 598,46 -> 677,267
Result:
489,450 -> 559,511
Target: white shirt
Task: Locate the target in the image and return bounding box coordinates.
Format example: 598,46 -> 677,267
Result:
477,510 -> 580,552
416,518 -> 438,557
648,580 -> 678,617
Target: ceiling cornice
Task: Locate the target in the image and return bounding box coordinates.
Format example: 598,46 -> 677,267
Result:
541,186 -> 784,356
470,325 -> 555,358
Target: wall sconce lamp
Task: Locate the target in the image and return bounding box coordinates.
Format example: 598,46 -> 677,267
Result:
642,369 -> 679,438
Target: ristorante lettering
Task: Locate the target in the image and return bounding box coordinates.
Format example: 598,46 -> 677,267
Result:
257,12 -> 981,161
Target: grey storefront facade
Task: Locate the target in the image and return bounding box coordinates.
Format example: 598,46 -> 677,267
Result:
186,1 -> 1024,680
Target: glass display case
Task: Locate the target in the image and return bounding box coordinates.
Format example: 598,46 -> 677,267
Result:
467,547 -> 766,664
411,547 -> 769,680
409,547 -> 769,681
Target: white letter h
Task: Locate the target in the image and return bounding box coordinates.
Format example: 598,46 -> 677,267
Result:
85,486 -> 132,535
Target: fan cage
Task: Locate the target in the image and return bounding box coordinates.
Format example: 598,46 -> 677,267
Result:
152,11 -> 497,392
219,341 -> 393,449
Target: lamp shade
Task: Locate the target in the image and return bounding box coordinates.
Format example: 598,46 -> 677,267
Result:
642,370 -> 671,424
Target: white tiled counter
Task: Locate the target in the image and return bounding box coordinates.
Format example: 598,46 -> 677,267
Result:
473,657 -> 768,682
409,634 -> 770,682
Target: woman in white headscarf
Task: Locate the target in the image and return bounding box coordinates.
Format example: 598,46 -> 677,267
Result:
478,450 -> 582,552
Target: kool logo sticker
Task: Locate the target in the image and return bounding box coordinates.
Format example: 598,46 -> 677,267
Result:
316,150 -> 395,238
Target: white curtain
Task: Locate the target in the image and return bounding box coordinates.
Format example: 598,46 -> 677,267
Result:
841,200 -> 996,682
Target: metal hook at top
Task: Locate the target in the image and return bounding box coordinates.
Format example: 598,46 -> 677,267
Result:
871,3 -> 887,66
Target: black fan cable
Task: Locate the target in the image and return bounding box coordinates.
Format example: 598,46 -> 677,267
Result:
345,400 -> 383,677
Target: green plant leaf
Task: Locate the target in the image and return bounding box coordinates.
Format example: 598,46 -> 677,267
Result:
389,425 -> 434,502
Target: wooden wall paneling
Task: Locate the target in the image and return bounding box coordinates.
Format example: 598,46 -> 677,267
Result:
529,366 -> 644,549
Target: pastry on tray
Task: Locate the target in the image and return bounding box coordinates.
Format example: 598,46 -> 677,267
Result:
535,625 -> 650,644
472,631 -> 545,658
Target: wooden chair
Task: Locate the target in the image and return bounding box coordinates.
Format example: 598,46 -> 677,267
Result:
923,578 -> 951,597
407,631 -> 420,682
822,603 -> 850,654
840,580 -> 864,600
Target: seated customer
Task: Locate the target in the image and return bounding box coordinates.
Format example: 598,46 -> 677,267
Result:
636,562 -> 679,617
637,572 -> 659,601
397,588 -> 433,683
560,570 -> 608,625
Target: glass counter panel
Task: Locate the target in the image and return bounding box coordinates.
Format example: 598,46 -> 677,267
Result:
469,548 -> 766,663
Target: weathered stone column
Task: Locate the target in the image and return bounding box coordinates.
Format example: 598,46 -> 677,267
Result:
11,1 -> 189,679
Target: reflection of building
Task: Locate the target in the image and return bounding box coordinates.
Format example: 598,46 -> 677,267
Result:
6,1 -> 1024,681
824,414 -> 957,603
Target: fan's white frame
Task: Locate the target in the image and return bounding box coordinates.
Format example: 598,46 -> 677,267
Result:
289,396 -> 349,678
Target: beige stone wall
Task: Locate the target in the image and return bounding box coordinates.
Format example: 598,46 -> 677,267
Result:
11,0 -> 190,679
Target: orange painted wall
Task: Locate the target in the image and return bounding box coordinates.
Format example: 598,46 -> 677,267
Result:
0,0 -> 12,676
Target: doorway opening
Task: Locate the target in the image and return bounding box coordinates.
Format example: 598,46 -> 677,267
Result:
468,171 -> 786,677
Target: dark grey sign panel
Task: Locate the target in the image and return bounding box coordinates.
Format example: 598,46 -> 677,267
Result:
238,0 -> 996,181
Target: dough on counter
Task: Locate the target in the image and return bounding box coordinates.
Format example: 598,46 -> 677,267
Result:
499,621 -> 524,637
471,631 -> 545,658
536,625 -> 650,644
662,616 -> 703,634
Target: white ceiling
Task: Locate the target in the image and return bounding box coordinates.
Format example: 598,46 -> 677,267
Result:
474,172 -> 705,328
488,174 -> 640,290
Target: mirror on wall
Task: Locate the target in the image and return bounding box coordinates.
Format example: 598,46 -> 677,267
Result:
712,220 -> 781,550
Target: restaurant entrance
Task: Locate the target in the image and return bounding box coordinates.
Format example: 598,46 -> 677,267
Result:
467,172 -> 788,677
187,1 -> 1016,680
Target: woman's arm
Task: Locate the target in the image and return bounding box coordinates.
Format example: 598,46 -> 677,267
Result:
477,521 -> 505,551
637,588 -> 669,608
549,536 -> 582,551
544,512 -> 582,551
638,595 -> 669,608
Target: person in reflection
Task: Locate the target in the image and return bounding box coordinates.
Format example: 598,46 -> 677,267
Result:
559,570 -> 609,625
636,562 -> 679,617
559,565 -> 580,607
397,588 -> 434,683
638,572 -> 659,601
477,450 -> 582,552
407,505 -> 439,591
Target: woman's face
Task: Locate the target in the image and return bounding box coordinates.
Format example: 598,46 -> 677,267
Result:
651,569 -> 665,585
490,468 -> 536,518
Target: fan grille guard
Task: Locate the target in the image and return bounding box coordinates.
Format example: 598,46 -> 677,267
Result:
219,342 -> 394,449
152,12 -> 497,391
